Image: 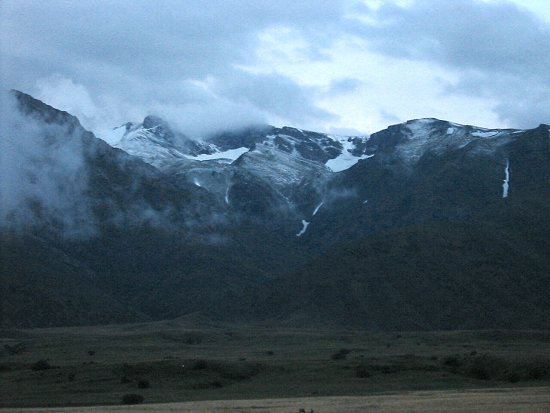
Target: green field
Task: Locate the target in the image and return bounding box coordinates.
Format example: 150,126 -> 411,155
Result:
1,321 -> 550,408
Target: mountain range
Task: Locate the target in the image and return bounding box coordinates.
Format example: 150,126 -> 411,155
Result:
1,89 -> 549,330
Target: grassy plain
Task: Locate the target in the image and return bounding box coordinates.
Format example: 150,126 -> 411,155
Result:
1,321 -> 549,409
2,388 -> 550,413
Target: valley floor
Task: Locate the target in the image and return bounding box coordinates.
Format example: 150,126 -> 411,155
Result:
1,321 -> 550,409
1,387 -> 550,413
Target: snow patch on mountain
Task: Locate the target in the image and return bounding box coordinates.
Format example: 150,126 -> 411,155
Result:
101,123 -> 192,168
225,185 -> 230,204
502,159 -> 510,198
326,135 -> 373,172
100,119 -> 226,170
396,119 -> 443,164
471,130 -> 500,138
100,124 -> 128,145
296,220 -> 310,237
313,202 -> 324,216
184,147 -> 249,163
238,142 -> 329,190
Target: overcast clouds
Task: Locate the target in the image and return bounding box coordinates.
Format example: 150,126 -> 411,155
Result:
1,0 -> 549,137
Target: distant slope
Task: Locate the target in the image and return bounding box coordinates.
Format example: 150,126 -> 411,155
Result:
0,235 -> 147,327
0,91 -> 310,327
1,90 -> 549,329
266,215 -> 550,330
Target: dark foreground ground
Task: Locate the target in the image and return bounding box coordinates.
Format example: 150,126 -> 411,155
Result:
1,321 -> 549,409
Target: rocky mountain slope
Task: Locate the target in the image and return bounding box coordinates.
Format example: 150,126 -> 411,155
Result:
1,90 -> 549,329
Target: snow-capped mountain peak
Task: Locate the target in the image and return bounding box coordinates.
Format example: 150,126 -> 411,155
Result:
94,113 -> 541,225
101,116 -> 374,174
100,116 -> 218,169
366,118 -> 522,165
5,90 -> 550,331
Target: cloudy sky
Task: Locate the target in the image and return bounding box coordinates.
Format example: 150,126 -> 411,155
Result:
1,0 -> 549,137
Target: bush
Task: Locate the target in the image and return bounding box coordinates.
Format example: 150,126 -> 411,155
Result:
507,372 -> 521,383
356,366 -> 371,378
121,394 -> 144,404
468,365 -> 491,380
453,354 -> 512,381
192,359 -> 208,370
212,362 -> 261,381
379,365 -> 397,374
442,356 -> 462,368
31,360 -> 51,371
331,348 -> 350,360
4,343 -> 25,355
443,353 -> 550,383
0,364 -> 12,372
137,379 -> 150,388
528,365 -> 549,380
191,382 -> 211,390
185,336 -> 202,345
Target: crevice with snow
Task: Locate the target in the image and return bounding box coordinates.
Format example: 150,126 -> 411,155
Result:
312,202 -> 324,216
502,159 -> 510,198
296,220 -> 310,237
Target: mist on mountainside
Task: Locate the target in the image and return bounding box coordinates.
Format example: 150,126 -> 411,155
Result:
0,91 -> 95,238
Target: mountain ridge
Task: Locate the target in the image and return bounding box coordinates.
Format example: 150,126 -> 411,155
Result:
1,89 -> 549,329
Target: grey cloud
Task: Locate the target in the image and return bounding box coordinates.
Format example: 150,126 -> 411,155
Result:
0,91 -> 228,238
328,126 -> 367,136
1,0 -> 354,133
355,0 -> 550,127
0,92 -> 96,238
148,97 -> 269,139
378,109 -> 401,125
444,69 -> 549,127
2,0 -> 548,134
490,75 -> 550,127
327,78 -> 363,95
495,97 -> 550,128
359,0 -> 550,75
214,72 -> 337,126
